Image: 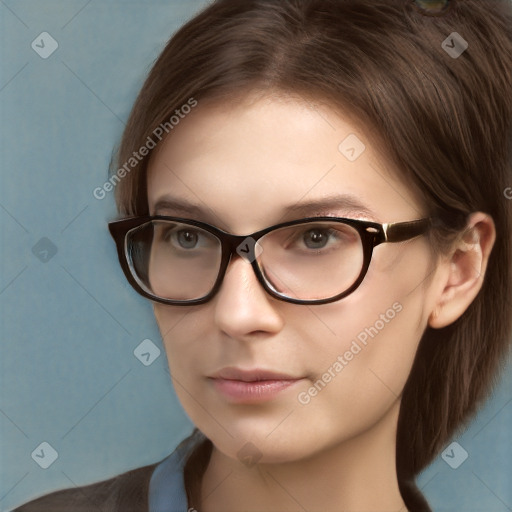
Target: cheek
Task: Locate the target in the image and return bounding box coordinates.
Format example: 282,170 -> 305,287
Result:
291,309 -> 422,453
300,246 -> 428,359
292,244 -> 430,422
153,306 -> 201,376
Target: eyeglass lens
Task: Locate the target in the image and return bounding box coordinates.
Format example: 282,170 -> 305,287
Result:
126,220 -> 364,301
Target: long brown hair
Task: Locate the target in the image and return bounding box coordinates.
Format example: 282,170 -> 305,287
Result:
112,0 -> 512,508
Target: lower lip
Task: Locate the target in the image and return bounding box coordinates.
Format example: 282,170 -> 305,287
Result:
210,378 -> 301,403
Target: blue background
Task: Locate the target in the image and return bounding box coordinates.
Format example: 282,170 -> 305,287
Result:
0,1 -> 510,511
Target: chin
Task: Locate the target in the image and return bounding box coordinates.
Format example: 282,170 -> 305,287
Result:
218,437 -> 318,466
206,417 -> 336,465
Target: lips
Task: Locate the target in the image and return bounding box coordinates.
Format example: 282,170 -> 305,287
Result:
208,367 -> 304,403
210,367 -> 299,382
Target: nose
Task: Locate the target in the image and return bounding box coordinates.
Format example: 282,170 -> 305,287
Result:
213,254 -> 284,339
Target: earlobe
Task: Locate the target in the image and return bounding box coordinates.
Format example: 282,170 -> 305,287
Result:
428,212 -> 496,329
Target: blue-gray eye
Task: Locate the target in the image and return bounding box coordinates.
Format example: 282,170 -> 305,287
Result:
412,0 -> 451,15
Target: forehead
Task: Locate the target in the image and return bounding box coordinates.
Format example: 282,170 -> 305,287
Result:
146,95 -> 424,233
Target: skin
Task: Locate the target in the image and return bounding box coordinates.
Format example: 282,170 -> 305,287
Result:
146,92 -> 495,512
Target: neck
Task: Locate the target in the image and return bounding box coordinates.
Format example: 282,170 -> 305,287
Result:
200,400 -> 407,512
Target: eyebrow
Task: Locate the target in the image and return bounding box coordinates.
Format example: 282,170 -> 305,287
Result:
152,194 -> 378,224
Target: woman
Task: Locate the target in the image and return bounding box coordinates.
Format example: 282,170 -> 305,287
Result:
15,0 -> 512,510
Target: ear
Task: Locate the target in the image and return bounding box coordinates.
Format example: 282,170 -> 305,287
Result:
428,212 -> 496,329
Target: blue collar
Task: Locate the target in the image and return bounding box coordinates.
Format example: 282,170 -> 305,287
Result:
149,430 -> 207,512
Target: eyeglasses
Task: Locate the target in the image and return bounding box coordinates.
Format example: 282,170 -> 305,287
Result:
108,215 -> 431,306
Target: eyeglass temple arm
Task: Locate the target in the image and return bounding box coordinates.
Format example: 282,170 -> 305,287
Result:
382,218 -> 432,243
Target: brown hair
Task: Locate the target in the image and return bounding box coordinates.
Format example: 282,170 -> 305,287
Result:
111,0 -> 512,508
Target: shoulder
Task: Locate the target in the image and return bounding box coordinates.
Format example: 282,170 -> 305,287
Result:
13,461 -> 158,512
13,430 -> 210,512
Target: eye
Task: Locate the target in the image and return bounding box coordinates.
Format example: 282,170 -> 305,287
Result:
282,223 -> 357,254
174,229 -> 200,249
157,224 -> 209,250
302,227 -> 332,249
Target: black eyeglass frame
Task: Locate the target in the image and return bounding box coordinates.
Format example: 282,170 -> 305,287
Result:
108,215 -> 432,306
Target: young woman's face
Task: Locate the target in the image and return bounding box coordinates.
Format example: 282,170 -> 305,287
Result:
147,94 -> 439,463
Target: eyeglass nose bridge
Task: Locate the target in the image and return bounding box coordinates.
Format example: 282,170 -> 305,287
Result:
232,235 -> 264,263
213,232 -> 269,295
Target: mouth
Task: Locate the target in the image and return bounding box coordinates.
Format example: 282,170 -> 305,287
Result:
207,367 -> 304,404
